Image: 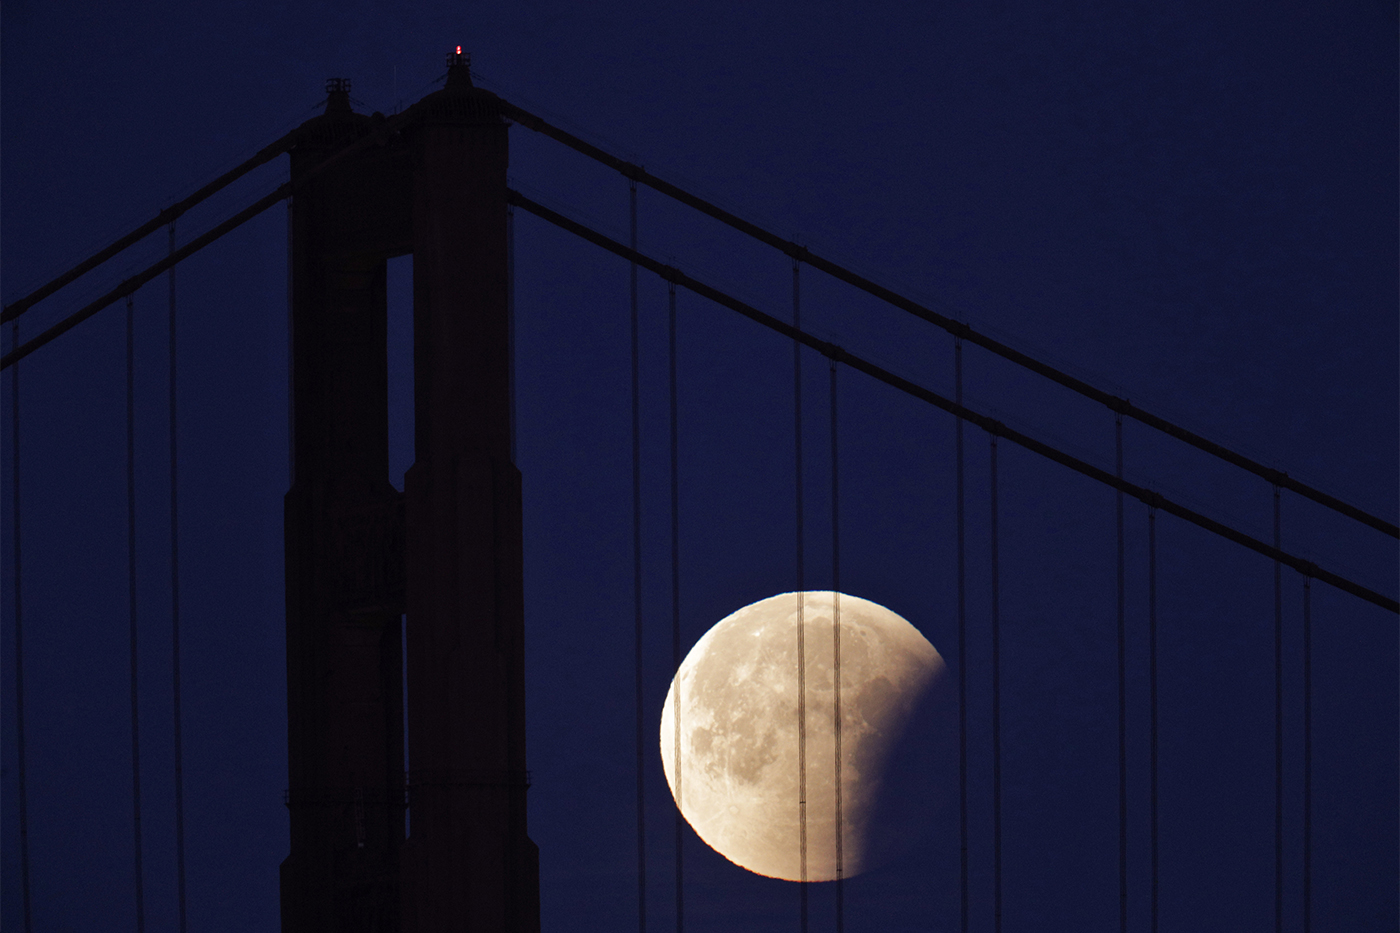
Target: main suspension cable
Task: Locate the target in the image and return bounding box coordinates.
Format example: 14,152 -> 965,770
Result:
496,98 -> 1395,540
506,191 -> 1397,614
1,130 -> 299,325
3,105 -> 425,373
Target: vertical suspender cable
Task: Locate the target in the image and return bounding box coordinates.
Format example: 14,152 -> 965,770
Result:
955,338 -> 968,933
793,258 -> 809,931
829,358 -> 843,933
127,293 -> 147,933
11,319 -> 33,933
629,178 -> 646,933
1273,485 -> 1283,933
1148,505 -> 1159,933
1115,415 -> 1127,933
168,221 -> 189,933
668,280 -> 684,933
990,431 -> 1001,933
1301,572 -> 1312,933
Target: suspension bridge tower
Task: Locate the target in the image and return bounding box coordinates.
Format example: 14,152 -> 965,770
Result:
280,51 -> 538,932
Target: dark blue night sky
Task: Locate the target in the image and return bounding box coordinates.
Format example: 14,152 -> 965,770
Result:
2,2 -> 1396,931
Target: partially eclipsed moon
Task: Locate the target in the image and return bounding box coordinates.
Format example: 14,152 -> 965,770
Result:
660,591 -> 944,881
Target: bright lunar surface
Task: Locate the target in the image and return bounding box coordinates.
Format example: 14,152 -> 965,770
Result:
660,591 -> 944,881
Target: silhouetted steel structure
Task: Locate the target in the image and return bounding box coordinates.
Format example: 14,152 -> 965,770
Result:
281,55 -> 538,932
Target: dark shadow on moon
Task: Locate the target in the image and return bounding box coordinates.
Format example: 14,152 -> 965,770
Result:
857,666 -> 958,876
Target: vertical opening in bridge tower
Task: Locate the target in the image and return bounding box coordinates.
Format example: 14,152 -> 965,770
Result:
387,254 -> 415,492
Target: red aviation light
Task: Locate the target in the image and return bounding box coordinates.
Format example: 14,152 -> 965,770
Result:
456,45 -> 462,55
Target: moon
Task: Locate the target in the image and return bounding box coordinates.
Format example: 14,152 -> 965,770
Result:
660,591 -> 944,881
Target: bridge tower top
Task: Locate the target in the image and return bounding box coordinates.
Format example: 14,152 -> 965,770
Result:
445,46 -> 472,91
323,77 -> 351,115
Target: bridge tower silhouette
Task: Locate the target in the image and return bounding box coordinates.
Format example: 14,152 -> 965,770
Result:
281,53 -> 536,931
